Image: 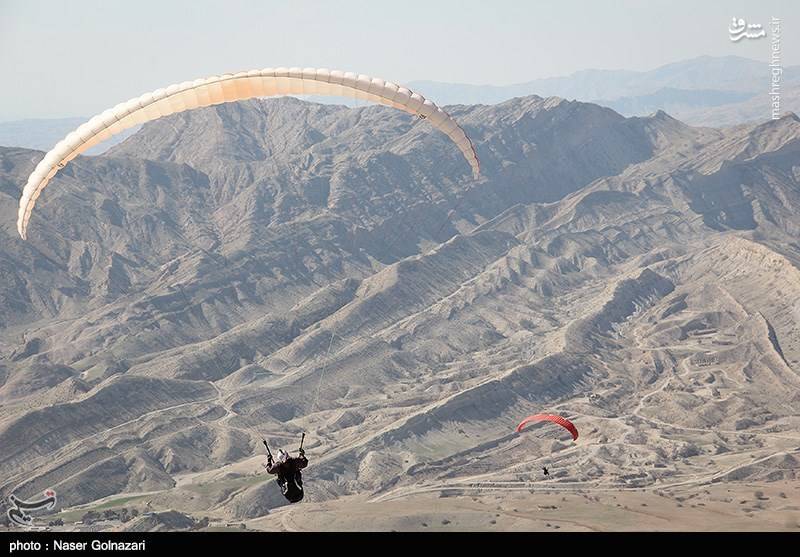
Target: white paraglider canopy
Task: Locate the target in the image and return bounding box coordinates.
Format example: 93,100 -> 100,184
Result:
17,67 -> 481,240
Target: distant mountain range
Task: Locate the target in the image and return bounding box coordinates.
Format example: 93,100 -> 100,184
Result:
409,55 -> 800,126
2,56 -> 798,156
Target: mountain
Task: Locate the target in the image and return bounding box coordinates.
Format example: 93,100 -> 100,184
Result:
597,87 -> 755,118
1,96 -> 799,531
410,56 -> 800,127
677,84 -> 800,128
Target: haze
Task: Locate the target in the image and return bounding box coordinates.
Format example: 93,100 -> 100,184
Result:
1,0 -> 798,121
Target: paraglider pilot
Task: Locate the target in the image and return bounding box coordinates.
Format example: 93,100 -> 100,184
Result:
263,438 -> 308,503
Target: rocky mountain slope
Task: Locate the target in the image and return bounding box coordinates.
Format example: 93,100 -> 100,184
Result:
0,94 -> 798,528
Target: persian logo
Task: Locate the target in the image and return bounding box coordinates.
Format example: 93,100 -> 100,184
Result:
729,17 -> 766,41
6,489 -> 57,529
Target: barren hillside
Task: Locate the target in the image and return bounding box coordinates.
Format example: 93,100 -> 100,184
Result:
1,96 -> 798,530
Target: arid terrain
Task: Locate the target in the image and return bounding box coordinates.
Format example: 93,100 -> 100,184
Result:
1,94 -> 799,531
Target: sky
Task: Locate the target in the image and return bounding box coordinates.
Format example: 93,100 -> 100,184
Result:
1,0 -> 797,121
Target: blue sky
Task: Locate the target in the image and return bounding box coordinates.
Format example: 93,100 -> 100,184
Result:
1,0 -> 796,120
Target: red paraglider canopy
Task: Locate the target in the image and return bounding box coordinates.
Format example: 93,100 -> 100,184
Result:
516,414 -> 578,441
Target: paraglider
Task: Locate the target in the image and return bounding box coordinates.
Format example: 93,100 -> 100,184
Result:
262,434 -> 308,504
16,67 -> 481,240
516,414 -> 578,441
14,68 -> 483,503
